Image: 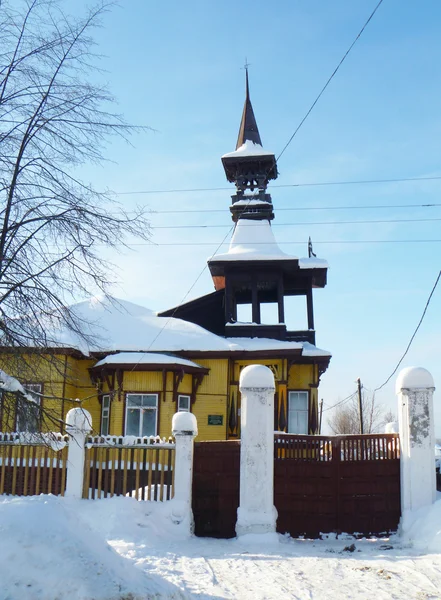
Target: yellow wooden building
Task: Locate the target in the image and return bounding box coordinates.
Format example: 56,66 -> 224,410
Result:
0,76 -> 331,440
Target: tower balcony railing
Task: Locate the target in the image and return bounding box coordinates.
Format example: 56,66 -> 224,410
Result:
225,323 -> 316,345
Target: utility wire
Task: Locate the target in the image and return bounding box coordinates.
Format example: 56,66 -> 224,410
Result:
276,0 -> 385,162
322,391 -> 358,413
374,270 -> 441,392
149,202 -> 441,215
115,175 -> 441,196
112,239 -> 441,248
150,217 -> 441,230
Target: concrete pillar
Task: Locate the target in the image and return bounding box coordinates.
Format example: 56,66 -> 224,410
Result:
396,367 -> 436,520
170,411 -> 198,531
236,364 -> 278,539
65,408 -> 92,499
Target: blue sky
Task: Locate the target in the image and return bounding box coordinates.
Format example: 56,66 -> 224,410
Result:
70,0 -> 441,433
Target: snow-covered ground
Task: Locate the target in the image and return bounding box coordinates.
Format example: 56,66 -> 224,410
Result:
1,494 -> 441,600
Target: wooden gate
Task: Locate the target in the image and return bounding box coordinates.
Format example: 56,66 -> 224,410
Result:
192,440 -> 240,538
192,433 -> 400,539
274,433 -> 401,537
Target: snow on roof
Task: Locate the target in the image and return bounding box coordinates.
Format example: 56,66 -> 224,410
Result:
51,296 -> 232,355
94,352 -> 205,370
231,199 -> 272,207
40,295 -> 331,359
209,219 -> 297,262
299,257 -> 329,270
227,337 -> 331,357
222,140 -> 274,158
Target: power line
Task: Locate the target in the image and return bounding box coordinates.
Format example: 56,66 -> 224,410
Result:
276,0 -> 385,162
149,202 -> 441,215
150,217 -> 441,230
322,391 -> 358,413
374,270 -> 441,392
114,239 -> 441,248
115,175 -> 441,196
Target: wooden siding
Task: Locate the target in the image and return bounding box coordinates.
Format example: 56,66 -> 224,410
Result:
0,353 -> 321,441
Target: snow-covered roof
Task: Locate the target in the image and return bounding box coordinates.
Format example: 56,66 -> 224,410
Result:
41,295 -> 331,359
210,219 -> 296,262
227,338 -> 331,357
51,296 -> 232,355
208,219 -> 328,268
94,352 -> 205,370
222,140 -> 274,159
299,257 -> 329,269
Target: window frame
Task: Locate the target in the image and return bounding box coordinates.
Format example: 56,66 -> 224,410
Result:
16,382 -> 43,433
287,390 -> 309,435
124,393 -> 159,437
177,394 -> 191,412
101,394 -> 111,436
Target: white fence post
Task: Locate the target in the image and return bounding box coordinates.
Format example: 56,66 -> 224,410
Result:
396,367 -> 436,521
236,364 -> 278,539
65,408 -> 92,499
171,412 -> 198,531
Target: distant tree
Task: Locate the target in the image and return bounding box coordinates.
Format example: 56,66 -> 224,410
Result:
0,0 -> 150,430
328,391 -> 385,435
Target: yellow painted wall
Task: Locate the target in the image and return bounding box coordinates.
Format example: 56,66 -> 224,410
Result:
0,351 -> 321,439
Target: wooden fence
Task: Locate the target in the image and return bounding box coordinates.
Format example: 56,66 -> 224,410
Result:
83,436 -> 176,501
274,433 -> 401,537
0,432 -> 69,496
0,433 -> 176,502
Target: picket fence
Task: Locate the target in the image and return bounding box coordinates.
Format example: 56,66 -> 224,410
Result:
0,432 -> 175,501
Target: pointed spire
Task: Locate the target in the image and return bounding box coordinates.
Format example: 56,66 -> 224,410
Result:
236,69 -> 262,149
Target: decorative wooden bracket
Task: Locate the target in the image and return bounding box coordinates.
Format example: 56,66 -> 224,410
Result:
172,369 -> 185,400
115,369 -> 123,401
191,373 -> 206,405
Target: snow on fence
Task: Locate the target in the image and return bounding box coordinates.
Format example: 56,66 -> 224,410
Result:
0,432 -> 69,496
83,435 -> 176,501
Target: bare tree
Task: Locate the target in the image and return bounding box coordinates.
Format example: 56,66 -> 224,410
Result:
0,0 -> 151,429
328,392 -> 385,435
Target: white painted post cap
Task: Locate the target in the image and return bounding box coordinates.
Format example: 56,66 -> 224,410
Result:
239,364 -> 275,391
172,411 -> 198,436
65,408 -> 92,432
395,367 -> 435,393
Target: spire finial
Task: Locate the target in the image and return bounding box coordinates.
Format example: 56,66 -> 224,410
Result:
236,64 -> 262,150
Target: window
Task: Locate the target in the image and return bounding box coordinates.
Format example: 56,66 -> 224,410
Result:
125,394 -> 158,437
17,383 -> 42,433
288,391 -> 308,434
178,394 -> 190,412
101,394 -> 111,436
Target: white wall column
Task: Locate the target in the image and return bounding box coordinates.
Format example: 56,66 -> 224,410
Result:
236,364 -> 278,538
65,408 -> 92,499
171,411 -> 198,532
396,367 -> 436,521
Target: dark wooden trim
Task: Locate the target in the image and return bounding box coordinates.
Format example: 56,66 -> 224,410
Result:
277,277 -> 285,323
89,362 -> 209,375
306,288 -> 314,331
251,279 -> 260,324
162,369 -> 167,403
191,373 -> 206,406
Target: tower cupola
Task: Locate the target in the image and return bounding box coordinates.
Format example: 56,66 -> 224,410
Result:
221,70 -> 278,222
